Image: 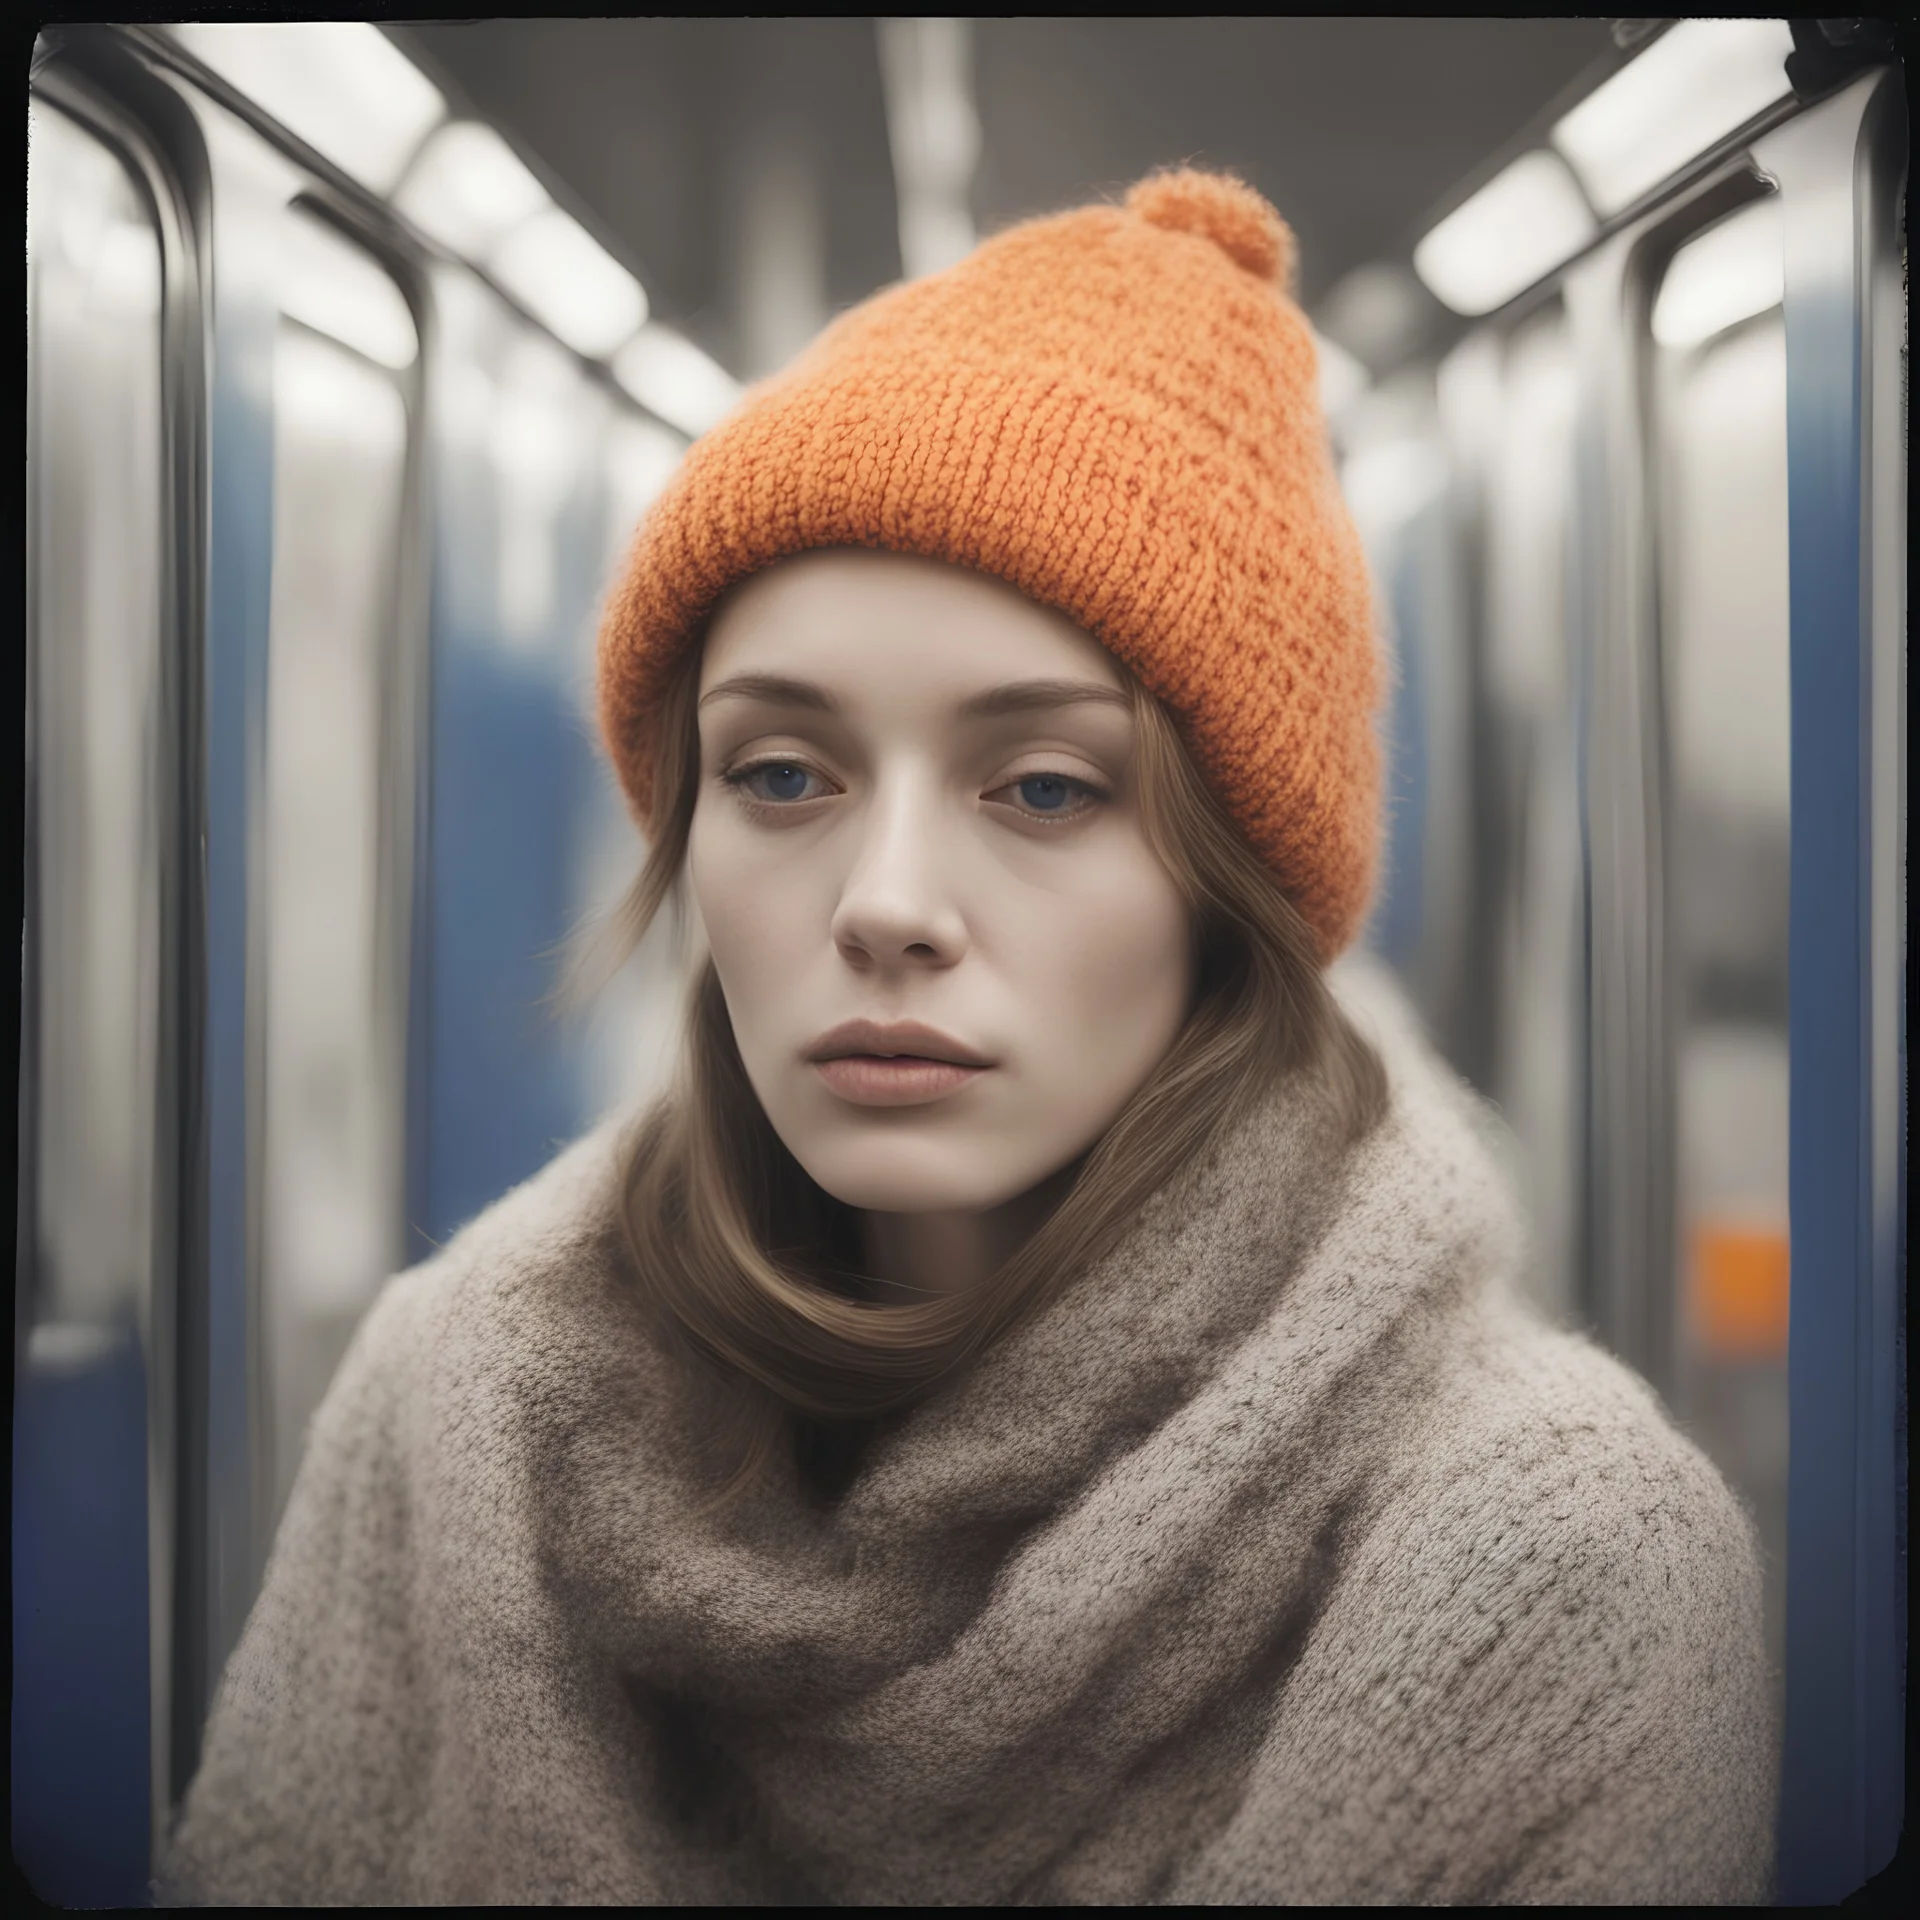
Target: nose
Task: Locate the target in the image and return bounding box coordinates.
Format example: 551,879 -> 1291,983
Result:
829,776 -> 969,971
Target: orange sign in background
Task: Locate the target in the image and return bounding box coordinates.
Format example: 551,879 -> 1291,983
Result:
1687,1220 -> 1790,1359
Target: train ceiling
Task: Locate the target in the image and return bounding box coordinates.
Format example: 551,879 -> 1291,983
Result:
386,18 -> 1618,383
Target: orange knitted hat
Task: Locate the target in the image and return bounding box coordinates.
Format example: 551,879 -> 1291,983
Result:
597,168 -> 1380,957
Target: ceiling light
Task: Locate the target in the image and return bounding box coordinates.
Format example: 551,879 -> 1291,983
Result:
486,208 -> 648,359
1652,197 -> 1784,350
394,120 -> 551,259
1551,19 -> 1795,218
168,23 -> 445,195
1312,330 -> 1369,420
611,326 -> 742,438
1413,150 -> 1597,318
279,209 -> 418,370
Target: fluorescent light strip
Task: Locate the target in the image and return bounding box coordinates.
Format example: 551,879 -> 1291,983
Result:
172,24 -> 716,401
486,209 -> 649,360
169,23 -> 445,195
395,121 -> 551,259
1413,149 -> 1597,319
1552,19 -> 1796,219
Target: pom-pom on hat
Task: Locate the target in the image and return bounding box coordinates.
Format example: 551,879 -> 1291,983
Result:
597,167 -> 1380,958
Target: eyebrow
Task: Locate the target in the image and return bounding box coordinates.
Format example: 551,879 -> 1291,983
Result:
697,672 -> 1130,720
957,678 -> 1131,720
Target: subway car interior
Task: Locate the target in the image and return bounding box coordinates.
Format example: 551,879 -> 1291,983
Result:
15,19 -> 1907,1906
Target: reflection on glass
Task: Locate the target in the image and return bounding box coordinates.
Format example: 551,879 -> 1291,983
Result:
1655,203 -> 1791,1701
575,417 -> 693,1126
279,208 -> 418,371
24,100 -> 165,1357
1653,196 -> 1784,350
261,209 -> 415,1528
489,333 -> 588,650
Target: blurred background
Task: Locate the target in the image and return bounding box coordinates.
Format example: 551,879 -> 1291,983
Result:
17,18 -> 1906,1908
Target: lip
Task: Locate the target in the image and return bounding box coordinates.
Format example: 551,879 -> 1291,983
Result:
805,1019 -> 994,1109
813,1056 -> 986,1106
805,1019 -> 993,1069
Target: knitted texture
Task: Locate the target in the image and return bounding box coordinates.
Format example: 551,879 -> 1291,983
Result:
597,169 -> 1381,958
163,958 -> 1775,1905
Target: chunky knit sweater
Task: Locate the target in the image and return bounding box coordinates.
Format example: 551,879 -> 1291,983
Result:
164,962 -> 1776,1904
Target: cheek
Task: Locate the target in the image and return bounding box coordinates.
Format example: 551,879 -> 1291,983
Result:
1008,854 -> 1193,1103
685,808 -> 802,1036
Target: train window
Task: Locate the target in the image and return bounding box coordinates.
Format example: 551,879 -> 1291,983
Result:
1650,194 -> 1791,1691
21,97 -> 167,1905
491,332 -> 591,652
1458,305 -> 1583,1321
259,205 -> 419,1529
23,103 -> 166,1366
1340,371 -> 1464,1042
575,412 -> 693,1125
414,272 -> 630,1246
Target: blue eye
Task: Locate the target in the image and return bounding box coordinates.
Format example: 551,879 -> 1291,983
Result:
995,772 -> 1104,822
758,764 -> 812,801
731,761 -> 824,804
1018,775 -> 1074,812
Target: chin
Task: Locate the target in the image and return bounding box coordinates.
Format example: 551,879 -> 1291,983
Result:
793,1131 -> 1039,1216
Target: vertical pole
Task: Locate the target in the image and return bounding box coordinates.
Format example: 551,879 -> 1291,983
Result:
1562,232 -> 1676,1401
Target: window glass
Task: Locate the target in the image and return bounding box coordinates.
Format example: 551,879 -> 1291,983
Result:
21,96 -> 166,1908
260,206 -> 417,1529
1341,370 -> 1463,1039
24,100 -> 165,1358
416,267 -> 694,1249
575,414 -> 691,1125
1474,308 -> 1583,1321
1653,195 -> 1791,1695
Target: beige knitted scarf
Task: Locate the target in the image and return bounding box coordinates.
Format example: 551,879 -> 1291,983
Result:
165,963 -> 1775,1904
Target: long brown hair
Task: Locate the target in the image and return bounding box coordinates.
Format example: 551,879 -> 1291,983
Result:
594,626 -> 1387,1489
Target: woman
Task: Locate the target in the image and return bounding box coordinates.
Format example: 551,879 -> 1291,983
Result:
166,170 -> 1774,1905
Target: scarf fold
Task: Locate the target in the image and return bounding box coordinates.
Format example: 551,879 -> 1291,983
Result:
166,960 -> 1775,1906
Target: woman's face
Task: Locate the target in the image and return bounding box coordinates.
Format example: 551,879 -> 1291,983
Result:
687,548 -> 1195,1217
